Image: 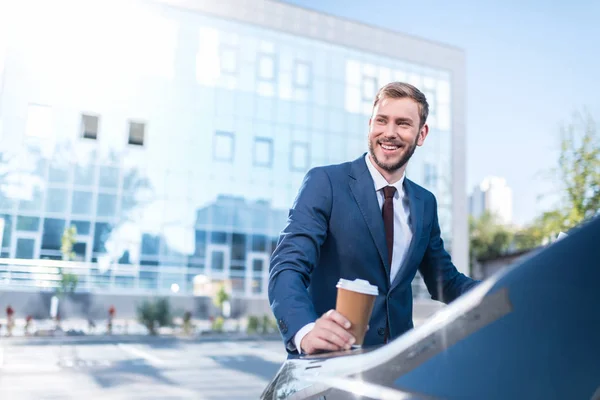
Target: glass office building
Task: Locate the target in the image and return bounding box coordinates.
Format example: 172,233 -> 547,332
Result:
0,0 -> 468,299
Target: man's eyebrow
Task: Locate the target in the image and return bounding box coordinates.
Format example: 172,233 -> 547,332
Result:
395,117 -> 414,123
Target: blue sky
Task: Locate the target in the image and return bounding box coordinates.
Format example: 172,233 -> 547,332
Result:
281,0 -> 600,225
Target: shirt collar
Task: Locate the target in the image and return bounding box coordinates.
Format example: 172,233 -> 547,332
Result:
364,153 -> 405,195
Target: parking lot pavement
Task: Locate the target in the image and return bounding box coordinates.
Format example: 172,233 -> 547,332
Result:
0,337 -> 287,399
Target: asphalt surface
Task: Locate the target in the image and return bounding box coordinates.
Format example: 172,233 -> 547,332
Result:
0,337 -> 287,399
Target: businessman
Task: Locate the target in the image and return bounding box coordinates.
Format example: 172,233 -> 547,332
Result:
269,82 -> 479,355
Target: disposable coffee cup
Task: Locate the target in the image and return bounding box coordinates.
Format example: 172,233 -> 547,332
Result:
335,278 -> 378,347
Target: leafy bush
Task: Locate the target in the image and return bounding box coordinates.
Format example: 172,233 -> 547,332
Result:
247,316 -> 260,334
137,298 -> 173,335
212,316 -> 224,333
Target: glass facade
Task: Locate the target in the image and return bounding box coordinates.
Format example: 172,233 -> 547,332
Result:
0,2 -> 455,297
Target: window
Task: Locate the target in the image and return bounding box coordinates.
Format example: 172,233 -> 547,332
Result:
220,46 -> 237,74
25,104 -> 53,139
258,54 -> 275,81
96,194 -> 117,218
71,220 -> 90,235
1,215 -> 12,248
291,142 -> 309,172
251,235 -> 267,252
128,121 -> 145,146
99,165 -> 120,189
254,137 -> 273,167
294,61 -> 311,88
74,164 -> 96,186
93,222 -> 112,253
81,114 -> 99,140
16,216 -> 40,232
42,219 -> 65,251
231,233 -> 246,262
45,188 -> 69,213
424,163 -> 438,188
362,76 -> 378,101
72,191 -> 94,215
213,131 -> 234,162
141,234 -> 161,256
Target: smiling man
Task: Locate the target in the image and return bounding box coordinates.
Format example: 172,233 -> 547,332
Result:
269,82 -> 479,355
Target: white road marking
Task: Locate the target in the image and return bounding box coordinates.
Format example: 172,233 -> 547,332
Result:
117,343 -> 165,367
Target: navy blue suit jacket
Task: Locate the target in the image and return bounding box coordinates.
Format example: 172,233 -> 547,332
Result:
268,154 -> 478,352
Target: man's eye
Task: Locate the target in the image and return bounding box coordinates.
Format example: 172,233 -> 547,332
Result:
377,119 -> 386,123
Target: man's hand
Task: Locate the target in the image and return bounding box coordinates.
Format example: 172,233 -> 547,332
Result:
300,310 -> 355,355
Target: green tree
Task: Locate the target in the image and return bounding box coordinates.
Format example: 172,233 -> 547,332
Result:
469,211 -> 514,266
57,225 -> 78,295
517,110 -> 599,248
213,284 -> 230,316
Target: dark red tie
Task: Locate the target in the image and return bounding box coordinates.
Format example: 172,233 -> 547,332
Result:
382,186 -> 396,268
382,186 -> 396,344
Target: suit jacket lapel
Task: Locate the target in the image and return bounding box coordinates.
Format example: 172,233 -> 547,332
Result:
391,178 -> 424,291
348,156 -> 390,282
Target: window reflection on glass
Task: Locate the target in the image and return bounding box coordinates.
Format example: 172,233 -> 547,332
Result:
93,222 -> 112,253
424,163 -> 438,189
25,104 -> 53,139
194,230 -> 206,257
294,61 -> 311,88
251,235 -> 267,252
1,215 -> 12,248
18,189 -> 43,213
42,218 -> 65,251
211,251 -> 225,272
291,143 -> 309,172
220,46 -> 237,74
16,238 -> 35,259
252,259 -> 264,273
0,190 -> 15,211
345,60 -> 361,87
254,137 -> 273,167
99,166 -> 120,189
81,114 -> 99,140
197,27 -> 220,85
16,216 -> 40,232
210,231 -> 228,245
49,164 -> 70,184
72,191 -> 94,215
71,220 -> 90,235
231,233 -> 246,261
74,164 -> 96,187
96,193 -> 117,218
45,188 -> 68,213
141,234 -> 161,256
362,76 -> 378,101
214,131 -> 234,162
258,54 -> 275,81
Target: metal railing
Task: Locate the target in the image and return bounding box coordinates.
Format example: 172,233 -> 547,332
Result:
0,258 -> 248,296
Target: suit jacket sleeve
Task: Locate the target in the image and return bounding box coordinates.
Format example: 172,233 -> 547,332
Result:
418,194 -> 480,304
268,167 -> 332,349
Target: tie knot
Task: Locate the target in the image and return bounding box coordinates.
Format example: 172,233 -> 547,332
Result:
383,186 -> 396,199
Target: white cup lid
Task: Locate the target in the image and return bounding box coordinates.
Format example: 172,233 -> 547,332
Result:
336,279 -> 378,296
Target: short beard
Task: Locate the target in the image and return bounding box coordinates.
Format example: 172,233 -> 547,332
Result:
368,139 -> 417,172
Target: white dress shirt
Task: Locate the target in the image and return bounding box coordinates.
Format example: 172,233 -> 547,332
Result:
292,154 -> 413,353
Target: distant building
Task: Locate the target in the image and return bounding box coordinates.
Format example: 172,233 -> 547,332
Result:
470,177 -> 513,225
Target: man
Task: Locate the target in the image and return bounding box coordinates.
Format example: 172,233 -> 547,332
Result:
269,82 -> 479,355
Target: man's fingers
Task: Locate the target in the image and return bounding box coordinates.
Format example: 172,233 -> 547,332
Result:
314,321 -> 353,349
305,337 -> 340,354
324,310 -> 351,329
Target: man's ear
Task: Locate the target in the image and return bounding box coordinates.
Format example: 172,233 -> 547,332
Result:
417,123 -> 429,146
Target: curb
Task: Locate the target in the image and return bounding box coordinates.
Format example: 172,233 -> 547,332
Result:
1,333 -> 282,346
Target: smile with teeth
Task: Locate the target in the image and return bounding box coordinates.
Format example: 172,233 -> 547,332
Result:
380,143 -> 400,151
